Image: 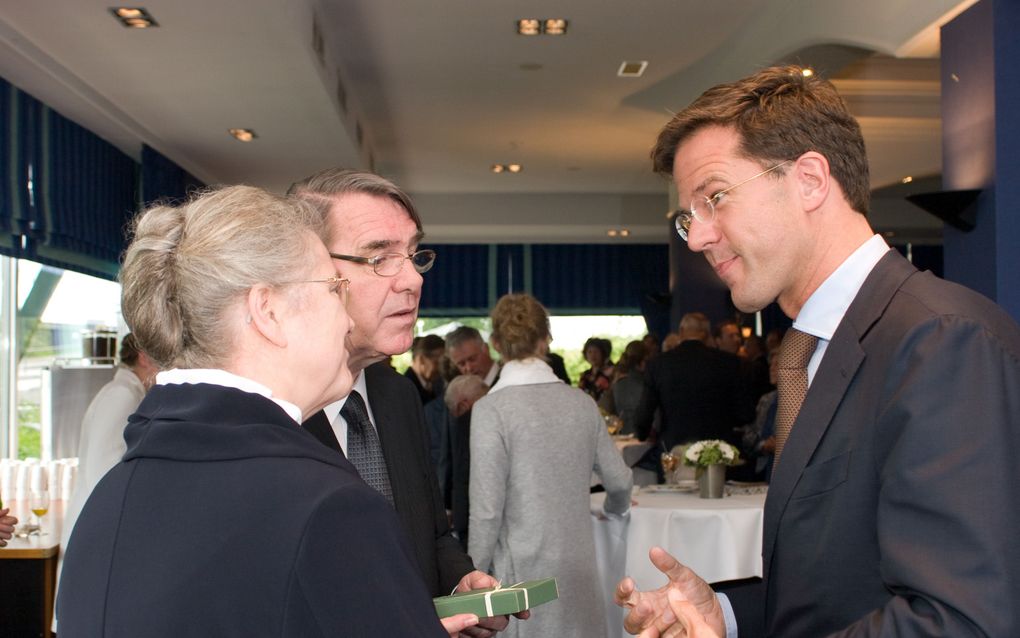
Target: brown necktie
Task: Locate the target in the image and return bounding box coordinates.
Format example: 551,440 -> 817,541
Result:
774,328 -> 819,467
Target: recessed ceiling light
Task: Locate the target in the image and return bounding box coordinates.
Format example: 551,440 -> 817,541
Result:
517,18 -> 567,35
620,229 -> 630,237
228,128 -> 257,142
491,164 -> 505,173
544,19 -> 568,35
110,7 -> 158,28
617,61 -> 648,78
801,68 -> 814,77
607,229 -> 619,237
901,176 -> 914,184
507,164 -> 522,173
517,19 -> 541,35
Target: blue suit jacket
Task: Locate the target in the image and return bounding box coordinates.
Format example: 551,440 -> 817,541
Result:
726,251 -> 1020,636
58,383 -> 446,637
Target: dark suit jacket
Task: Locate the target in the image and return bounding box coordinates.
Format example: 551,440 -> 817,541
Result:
450,410 -> 472,543
58,384 -> 445,637
725,251 -> 1020,636
633,340 -> 754,450
303,362 -> 475,596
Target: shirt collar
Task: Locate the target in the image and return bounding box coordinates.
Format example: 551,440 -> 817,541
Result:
794,234 -> 890,340
322,370 -> 370,425
155,368 -> 303,424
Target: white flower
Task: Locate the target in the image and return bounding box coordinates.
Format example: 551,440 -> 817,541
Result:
682,439 -> 741,467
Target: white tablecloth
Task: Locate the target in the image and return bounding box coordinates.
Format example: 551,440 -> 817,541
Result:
591,488 -> 765,638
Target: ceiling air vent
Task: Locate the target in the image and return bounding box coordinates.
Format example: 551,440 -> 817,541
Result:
618,61 -> 648,78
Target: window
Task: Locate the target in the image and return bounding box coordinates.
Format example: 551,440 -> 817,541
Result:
2,257 -> 122,460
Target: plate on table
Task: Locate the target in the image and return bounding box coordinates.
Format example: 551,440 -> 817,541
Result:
643,480 -> 698,493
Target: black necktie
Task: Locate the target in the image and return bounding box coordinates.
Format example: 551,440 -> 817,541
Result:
339,391 -> 394,506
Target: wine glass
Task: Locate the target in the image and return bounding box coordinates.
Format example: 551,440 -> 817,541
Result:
661,452 -> 679,484
29,490 -> 50,536
606,415 -> 623,435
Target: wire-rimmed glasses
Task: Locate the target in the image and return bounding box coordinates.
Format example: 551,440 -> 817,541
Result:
674,160 -> 791,241
281,276 -> 350,306
329,249 -> 436,277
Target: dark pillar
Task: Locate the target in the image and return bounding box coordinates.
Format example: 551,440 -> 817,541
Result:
941,0 -> 1020,322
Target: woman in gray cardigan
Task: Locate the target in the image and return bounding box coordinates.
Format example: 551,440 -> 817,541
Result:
468,293 -> 633,637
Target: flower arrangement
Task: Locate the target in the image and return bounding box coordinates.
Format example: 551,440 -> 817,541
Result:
683,439 -> 741,467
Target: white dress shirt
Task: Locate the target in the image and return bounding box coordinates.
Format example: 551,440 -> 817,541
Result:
321,372 -> 376,455
792,234 -> 891,385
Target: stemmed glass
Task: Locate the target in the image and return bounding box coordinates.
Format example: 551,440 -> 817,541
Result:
661,452 -> 679,484
29,490 -> 50,536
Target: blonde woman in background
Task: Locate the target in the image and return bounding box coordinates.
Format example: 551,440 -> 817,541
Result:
469,293 -> 632,637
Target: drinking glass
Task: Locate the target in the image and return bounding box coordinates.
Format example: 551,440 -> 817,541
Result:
29,490 -> 50,536
661,452 -> 679,484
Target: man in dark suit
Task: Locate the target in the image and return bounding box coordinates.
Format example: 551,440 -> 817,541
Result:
616,66 -> 1020,636
443,374 -> 490,550
633,312 -> 753,452
290,170 -> 520,636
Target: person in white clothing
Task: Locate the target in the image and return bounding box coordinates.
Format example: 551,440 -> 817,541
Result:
55,333 -> 158,627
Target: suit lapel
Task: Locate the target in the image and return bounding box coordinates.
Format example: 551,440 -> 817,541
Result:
302,409 -> 343,454
762,251 -> 917,574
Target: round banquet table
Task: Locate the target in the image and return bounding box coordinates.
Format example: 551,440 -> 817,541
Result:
591,487 -> 765,638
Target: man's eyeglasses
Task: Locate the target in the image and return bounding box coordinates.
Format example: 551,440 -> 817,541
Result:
329,249 -> 436,277
674,160 -> 791,242
282,276 -> 350,306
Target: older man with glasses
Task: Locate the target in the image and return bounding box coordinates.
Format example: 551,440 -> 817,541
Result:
288,169 -> 525,637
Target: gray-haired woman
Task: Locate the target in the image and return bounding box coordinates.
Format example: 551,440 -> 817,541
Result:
57,186 -> 476,637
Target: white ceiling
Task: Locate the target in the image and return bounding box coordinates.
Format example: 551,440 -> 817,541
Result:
0,0 -> 977,244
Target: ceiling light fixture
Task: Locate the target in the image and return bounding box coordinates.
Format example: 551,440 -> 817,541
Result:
507,164 -> 522,173
517,18 -> 568,35
491,164 -> 505,173
228,128 -> 258,142
620,229 -> 630,237
801,68 -> 814,77
607,229 -> 619,237
901,176 -> 914,184
517,19 -> 541,35
110,7 -> 158,28
544,19 -> 568,35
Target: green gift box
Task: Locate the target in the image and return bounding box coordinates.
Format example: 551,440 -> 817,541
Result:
433,578 -> 558,618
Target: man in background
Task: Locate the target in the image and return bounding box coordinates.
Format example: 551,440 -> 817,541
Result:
443,374 -> 489,549
446,326 -> 500,386
712,318 -> 742,355
632,312 -> 752,452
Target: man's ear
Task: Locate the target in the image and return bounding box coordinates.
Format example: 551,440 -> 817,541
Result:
247,283 -> 288,348
793,152 -> 830,213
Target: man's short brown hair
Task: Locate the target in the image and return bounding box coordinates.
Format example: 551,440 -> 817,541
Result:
652,65 -> 870,215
